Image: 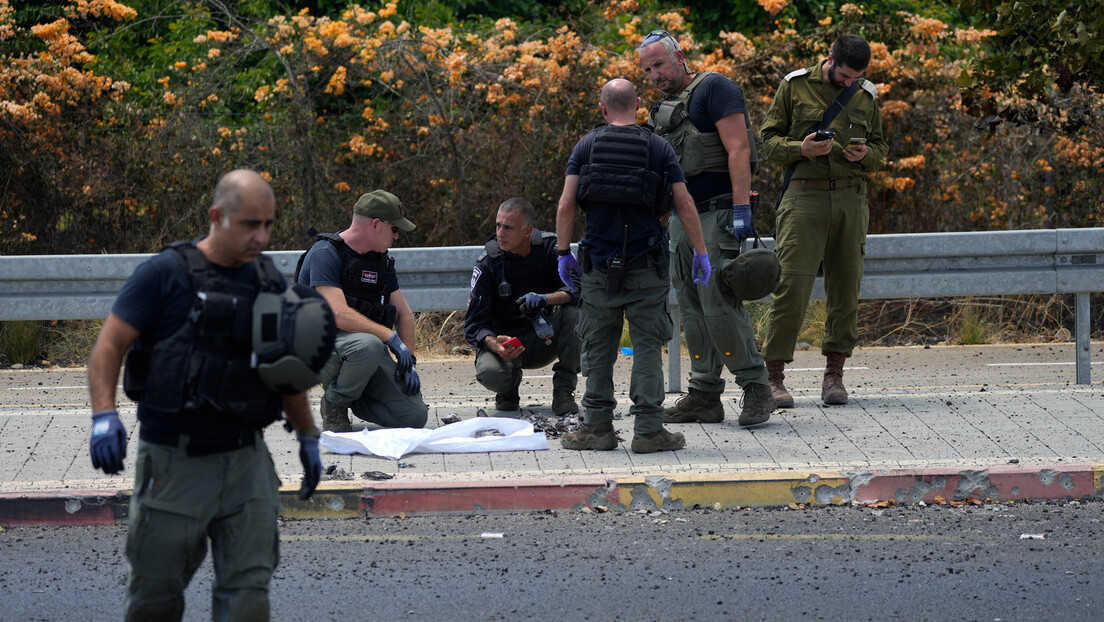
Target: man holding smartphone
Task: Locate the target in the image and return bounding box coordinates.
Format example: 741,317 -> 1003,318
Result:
759,34 -> 888,407
464,198 -> 581,415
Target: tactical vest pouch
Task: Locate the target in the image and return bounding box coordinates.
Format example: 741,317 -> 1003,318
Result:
605,256 -> 624,294
678,132 -> 729,178
195,291 -> 240,339
141,337 -> 192,413
577,164 -> 664,215
652,100 -> 686,134
122,348 -> 151,401
353,299 -> 397,330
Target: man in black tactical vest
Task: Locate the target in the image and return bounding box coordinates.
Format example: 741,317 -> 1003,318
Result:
87,169 -> 325,620
298,190 -> 429,432
556,78 -> 711,453
464,198 -> 581,414
637,29 -> 776,427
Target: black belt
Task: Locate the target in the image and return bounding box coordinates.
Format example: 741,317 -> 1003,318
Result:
695,193 -> 733,214
592,254 -> 651,273
798,178 -> 860,191
140,426 -> 257,456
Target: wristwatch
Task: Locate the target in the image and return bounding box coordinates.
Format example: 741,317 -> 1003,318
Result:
556,249 -> 572,256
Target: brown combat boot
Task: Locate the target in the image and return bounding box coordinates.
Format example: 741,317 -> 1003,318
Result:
630,427 -> 686,453
766,360 -> 795,408
551,390 -> 579,416
320,396 -> 352,432
822,353 -> 849,405
561,422 -> 620,451
662,388 -> 723,423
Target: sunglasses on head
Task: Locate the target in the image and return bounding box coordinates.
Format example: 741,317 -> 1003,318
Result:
640,29 -> 673,46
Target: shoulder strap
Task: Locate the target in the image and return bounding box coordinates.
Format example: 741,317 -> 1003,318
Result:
775,81 -> 861,209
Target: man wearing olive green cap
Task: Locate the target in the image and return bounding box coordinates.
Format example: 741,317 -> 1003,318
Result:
298,189 -> 428,431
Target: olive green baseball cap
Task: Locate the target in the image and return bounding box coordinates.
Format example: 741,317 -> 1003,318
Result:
353,189 -> 416,232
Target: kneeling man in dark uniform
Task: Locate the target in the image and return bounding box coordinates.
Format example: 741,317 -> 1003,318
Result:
465,198 -> 581,414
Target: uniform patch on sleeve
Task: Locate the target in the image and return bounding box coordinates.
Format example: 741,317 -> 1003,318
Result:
470,267 -> 482,290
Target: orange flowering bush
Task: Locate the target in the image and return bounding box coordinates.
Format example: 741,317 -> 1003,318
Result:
1,0 -> 1100,256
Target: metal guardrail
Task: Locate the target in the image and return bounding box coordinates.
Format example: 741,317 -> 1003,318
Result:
1,229 -> 1101,385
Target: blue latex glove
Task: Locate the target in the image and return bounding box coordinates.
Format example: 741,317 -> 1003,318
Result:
90,409 -> 127,475
297,430 -> 322,500
400,366 -> 421,396
732,203 -> 754,242
385,331 -> 415,376
691,251 -> 712,285
515,292 -> 548,314
557,253 -> 580,290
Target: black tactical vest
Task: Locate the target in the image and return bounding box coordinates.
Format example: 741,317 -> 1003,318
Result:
482,230 -> 551,331
298,232 -> 397,329
123,242 -> 284,431
576,124 -> 669,217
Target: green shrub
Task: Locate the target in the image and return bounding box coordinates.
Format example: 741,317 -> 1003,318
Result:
1,321 -> 44,365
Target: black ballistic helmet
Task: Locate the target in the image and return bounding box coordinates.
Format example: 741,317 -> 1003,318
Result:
252,283 -> 337,394
719,248 -> 781,302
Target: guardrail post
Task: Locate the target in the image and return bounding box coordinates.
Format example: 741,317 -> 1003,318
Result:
1076,292 -> 1091,385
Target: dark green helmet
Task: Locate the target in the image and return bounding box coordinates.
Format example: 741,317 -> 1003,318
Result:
252,283 -> 337,395
719,248 -> 781,302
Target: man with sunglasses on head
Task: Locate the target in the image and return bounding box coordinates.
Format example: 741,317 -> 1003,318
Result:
637,29 -> 775,428
297,189 -> 429,431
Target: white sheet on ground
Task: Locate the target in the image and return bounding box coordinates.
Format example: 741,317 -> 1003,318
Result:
318,417 -> 548,460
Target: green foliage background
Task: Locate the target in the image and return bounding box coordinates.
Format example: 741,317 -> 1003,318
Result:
1,0 -> 1101,258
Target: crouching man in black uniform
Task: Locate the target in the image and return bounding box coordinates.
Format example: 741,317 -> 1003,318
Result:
464,198 -> 581,414
87,169 -> 332,621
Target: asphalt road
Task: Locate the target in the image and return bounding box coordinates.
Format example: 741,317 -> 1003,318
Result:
3,500 -> 1103,621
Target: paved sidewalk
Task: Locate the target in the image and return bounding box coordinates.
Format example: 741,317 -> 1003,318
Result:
1,343 -> 1102,524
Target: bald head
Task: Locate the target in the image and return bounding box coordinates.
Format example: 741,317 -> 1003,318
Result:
212,169 -> 274,220
599,79 -> 640,125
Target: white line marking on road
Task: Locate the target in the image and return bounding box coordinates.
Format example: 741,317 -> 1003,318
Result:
7,385 -> 90,390
788,367 -> 870,372
986,362 -> 1102,367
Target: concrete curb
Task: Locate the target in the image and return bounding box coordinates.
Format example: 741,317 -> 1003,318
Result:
3,464 -> 1101,525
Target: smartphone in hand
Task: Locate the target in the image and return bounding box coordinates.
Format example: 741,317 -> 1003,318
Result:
503,337 -> 522,349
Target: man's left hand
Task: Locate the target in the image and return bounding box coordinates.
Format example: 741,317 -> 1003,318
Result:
843,143 -> 868,161
296,428 -> 322,500
515,292 -> 548,314
731,203 -> 754,242
691,251 -> 712,286
400,367 -> 421,396
89,410 -> 127,475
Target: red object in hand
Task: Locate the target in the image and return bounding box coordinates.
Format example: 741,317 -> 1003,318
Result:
503,337 -> 522,349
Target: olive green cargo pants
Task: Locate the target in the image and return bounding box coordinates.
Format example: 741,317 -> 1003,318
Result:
125,432 -> 280,622
763,180 -> 869,362
322,331 -> 429,429
577,265 -> 671,434
670,208 -> 768,393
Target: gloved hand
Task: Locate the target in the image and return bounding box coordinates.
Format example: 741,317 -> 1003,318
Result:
297,428 -> 322,501
557,253 -> 580,290
691,251 -> 712,285
400,366 -> 421,395
385,331 -> 415,376
515,292 -> 548,314
732,203 -> 754,242
89,409 -> 127,475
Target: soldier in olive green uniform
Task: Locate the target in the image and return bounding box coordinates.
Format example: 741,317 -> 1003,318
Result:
760,34 -> 887,407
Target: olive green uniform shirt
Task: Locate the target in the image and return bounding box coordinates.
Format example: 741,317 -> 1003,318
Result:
760,62 -> 887,178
